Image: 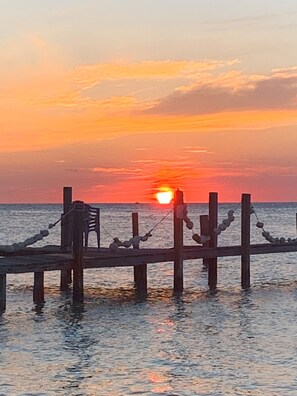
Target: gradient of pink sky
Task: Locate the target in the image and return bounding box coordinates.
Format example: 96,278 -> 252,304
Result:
1,1 -> 297,203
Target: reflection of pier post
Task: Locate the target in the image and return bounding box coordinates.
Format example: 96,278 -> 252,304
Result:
33,272 -> 44,305
241,193 -> 251,289
0,274 -> 6,312
60,186 -> 72,290
73,200 -> 85,303
174,189 -> 184,293
132,212 -> 147,295
208,192 -> 218,291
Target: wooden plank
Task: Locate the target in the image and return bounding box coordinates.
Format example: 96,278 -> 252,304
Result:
33,272 -> 45,305
174,189 -> 184,293
60,186 -> 72,290
0,274 -> 6,312
0,243 -> 297,275
72,201 -> 84,303
241,194 -> 251,289
132,212 -> 147,295
208,192 -> 218,290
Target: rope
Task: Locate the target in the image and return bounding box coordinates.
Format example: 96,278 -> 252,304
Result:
251,204 -> 297,245
49,206 -> 75,229
147,208 -> 174,235
100,223 -> 114,239
108,207 -> 174,252
0,206 -> 76,253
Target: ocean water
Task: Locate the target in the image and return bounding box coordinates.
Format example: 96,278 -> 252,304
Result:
1,202 -> 297,395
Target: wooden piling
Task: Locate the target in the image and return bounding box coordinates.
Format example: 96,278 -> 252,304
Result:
60,186 -> 72,290
174,189 -> 184,293
33,272 -> 44,305
0,274 -> 6,312
95,208 -> 101,251
132,212 -> 147,295
72,200 -> 85,303
241,193 -> 251,289
208,192 -> 218,290
200,214 -> 210,268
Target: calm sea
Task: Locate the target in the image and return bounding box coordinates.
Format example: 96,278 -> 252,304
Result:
1,202 -> 297,396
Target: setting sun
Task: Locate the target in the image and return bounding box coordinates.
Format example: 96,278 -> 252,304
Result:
156,190 -> 173,204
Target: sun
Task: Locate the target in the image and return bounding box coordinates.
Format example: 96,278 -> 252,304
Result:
156,189 -> 173,204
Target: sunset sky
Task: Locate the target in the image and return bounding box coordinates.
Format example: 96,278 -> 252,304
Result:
2,1 -> 297,203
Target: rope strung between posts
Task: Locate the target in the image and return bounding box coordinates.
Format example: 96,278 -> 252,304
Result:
179,202 -> 240,244
0,206 -> 75,253
177,204 -> 211,244
251,204 -> 297,245
108,208 -> 174,252
48,207 -> 75,229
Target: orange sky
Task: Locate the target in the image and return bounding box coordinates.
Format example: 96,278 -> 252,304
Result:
2,2 -> 297,203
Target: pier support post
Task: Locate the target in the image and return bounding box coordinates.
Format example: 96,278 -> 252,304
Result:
33,272 -> 44,305
72,200 -> 85,303
60,186 -> 72,290
0,274 -> 6,313
132,212 -> 147,295
208,192 -> 218,291
174,189 -> 184,293
241,193 -> 251,289
200,215 -> 210,269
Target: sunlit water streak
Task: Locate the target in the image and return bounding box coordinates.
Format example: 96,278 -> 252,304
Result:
0,202 -> 297,395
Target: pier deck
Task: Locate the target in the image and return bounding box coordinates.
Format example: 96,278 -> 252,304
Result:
1,243 -> 297,275
1,187 -> 297,312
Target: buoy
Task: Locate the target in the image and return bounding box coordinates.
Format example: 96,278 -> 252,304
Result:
228,210 -> 234,218
132,235 -> 142,248
109,242 -> 118,252
262,231 -> 270,239
123,240 -> 132,248
192,234 -> 201,244
186,220 -> 194,230
222,219 -> 231,227
200,235 -> 211,244
113,237 -> 123,246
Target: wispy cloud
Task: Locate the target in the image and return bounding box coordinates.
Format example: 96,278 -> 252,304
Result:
69,60 -> 238,89
183,146 -> 213,154
91,167 -> 142,175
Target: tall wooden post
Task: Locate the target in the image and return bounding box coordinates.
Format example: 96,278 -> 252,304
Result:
132,212 -> 147,295
208,192 -> 218,291
60,186 -> 72,290
174,189 -> 184,293
200,214 -> 210,269
0,274 -> 6,313
72,200 -> 85,303
33,272 -> 44,305
96,208 -> 101,251
241,193 -> 251,289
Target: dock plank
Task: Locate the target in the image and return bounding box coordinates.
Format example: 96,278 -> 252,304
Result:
1,243 -> 297,275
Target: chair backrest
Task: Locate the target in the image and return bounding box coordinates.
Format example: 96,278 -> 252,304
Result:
84,204 -> 100,251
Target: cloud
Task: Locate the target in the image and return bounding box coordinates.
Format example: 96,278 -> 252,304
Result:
145,74 -> 297,115
91,167 -> 142,175
69,59 -> 238,89
183,146 -> 212,154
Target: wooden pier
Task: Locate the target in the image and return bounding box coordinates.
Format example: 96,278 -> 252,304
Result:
1,187 -> 297,312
